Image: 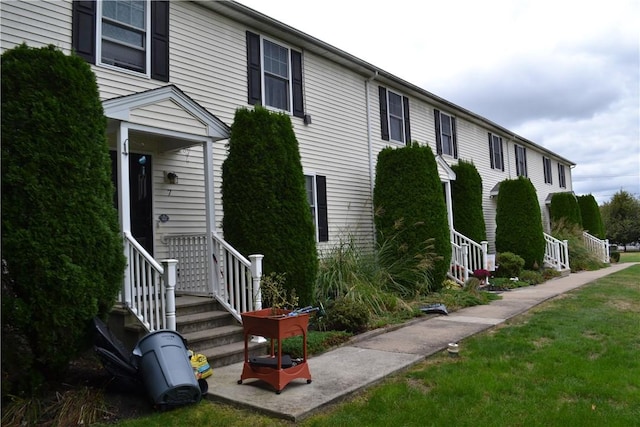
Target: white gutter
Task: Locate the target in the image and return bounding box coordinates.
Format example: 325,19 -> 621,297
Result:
365,70 -> 379,243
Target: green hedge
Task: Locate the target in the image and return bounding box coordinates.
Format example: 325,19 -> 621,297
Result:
222,107 -> 317,306
495,177 -> 545,269
451,160 -> 487,243
373,143 -> 450,289
1,44 -> 125,395
578,194 -> 605,238
550,192 -> 583,228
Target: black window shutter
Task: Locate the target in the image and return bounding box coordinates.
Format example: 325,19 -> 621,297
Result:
451,117 -> 458,158
151,1 -> 169,82
72,1 -> 96,63
488,133 -> 495,169
246,31 -> 262,105
434,109 -> 442,155
291,50 -> 304,118
499,137 -> 504,171
316,175 -> 329,242
379,86 -> 389,141
403,96 -> 411,145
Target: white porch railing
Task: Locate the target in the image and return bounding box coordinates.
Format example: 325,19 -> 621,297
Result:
123,231 -> 178,332
449,231 -> 489,285
582,231 -> 610,263
543,232 -> 570,271
165,233 -> 263,323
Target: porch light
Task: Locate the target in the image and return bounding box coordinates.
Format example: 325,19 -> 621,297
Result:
165,172 -> 179,184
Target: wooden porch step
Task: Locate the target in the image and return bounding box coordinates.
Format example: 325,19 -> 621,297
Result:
177,310 -> 236,334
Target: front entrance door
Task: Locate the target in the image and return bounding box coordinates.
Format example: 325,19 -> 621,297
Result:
110,151 -> 154,255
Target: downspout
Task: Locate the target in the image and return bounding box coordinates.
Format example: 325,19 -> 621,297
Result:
365,70 -> 379,242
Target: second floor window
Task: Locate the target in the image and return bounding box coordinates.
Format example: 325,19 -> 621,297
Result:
434,110 -> 458,158
489,133 -> 504,171
515,144 -> 528,177
543,157 -> 553,184
100,0 -> 149,74
379,86 -> 411,144
247,32 -> 304,118
558,164 -> 567,188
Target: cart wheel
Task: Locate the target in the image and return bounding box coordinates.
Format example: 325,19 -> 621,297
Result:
276,390 -> 281,395
307,379 -> 312,384
237,379 -> 243,384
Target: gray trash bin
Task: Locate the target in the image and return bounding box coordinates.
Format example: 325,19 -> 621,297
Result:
133,330 -> 202,408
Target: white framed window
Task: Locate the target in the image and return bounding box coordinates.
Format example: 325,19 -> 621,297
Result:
558,164 -> 567,188
543,157 -> 553,184
304,174 -> 328,242
97,0 -> 150,75
489,133 -> 504,171
262,38 -> 292,112
387,90 -> 405,142
434,110 -> 457,158
515,144 -> 528,177
379,86 -> 411,144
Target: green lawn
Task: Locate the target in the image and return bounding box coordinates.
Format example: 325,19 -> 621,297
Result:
108,265 -> 640,427
620,251 -> 640,263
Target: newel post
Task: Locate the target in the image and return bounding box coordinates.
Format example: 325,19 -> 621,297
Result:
249,254 -> 264,312
162,259 -> 179,331
462,243 -> 470,283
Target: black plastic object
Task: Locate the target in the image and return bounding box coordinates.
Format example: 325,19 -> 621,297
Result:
249,354 -> 294,369
420,303 -> 448,315
92,317 -> 140,383
133,330 -> 202,409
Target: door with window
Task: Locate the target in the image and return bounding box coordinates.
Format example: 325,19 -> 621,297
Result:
110,151 -> 154,255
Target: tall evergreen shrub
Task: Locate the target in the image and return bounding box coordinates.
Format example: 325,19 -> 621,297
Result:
550,192 -> 583,228
495,177 -> 545,269
1,45 -> 126,395
451,160 -> 487,242
373,143 -> 450,288
222,107 -> 317,306
578,194 -> 605,238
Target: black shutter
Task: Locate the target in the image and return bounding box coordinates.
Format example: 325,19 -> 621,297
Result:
151,1 -> 169,82
72,1 -> 96,63
434,109 -> 442,155
403,96 -> 411,145
291,50 -> 304,118
379,86 -> 389,141
499,137 -> 504,171
488,133 -> 495,169
316,175 -> 329,242
451,117 -> 458,158
246,31 -> 262,105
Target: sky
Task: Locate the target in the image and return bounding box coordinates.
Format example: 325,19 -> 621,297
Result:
237,0 -> 640,205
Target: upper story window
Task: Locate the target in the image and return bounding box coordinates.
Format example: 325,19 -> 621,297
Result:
379,87 -> 411,144
100,0 -> 148,73
515,144 -> 528,177
247,31 -> 305,118
305,175 -> 328,242
72,0 -> 169,81
558,164 -> 567,188
489,133 -> 504,171
434,110 -> 458,158
543,157 -> 553,184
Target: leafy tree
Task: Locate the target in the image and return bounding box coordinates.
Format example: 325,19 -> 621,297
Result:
549,192 -> 583,228
451,160 -> 486,242
578,194 -> 605,238
222,107 -> 317,306
601,190 -> 640,248
1,44 -> 126,396
373,143 -> 450,289
495,177 -> 545,269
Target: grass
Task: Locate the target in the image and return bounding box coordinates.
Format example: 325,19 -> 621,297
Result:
619,251 -> 640,263
103,264 -> 639,427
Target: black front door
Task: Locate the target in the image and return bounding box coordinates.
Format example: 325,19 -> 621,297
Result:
110,151 -> 154,255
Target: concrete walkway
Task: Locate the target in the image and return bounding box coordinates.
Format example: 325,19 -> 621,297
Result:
204,263 -> 636,421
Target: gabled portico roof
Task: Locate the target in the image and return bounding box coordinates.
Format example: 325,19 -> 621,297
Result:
103,84 -> 230,141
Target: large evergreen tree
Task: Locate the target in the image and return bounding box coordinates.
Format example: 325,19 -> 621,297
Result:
549,192 -> 583,228
222,107 -> 317,306
601,190 -> 640,247
1,44 -> 126,395
451,160 -> 486,242
495,177 -> 545,269
373,143 -> 450,289
578,194 -> 605,238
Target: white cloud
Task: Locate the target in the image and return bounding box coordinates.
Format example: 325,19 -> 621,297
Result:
238,0 -> 640,204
